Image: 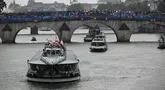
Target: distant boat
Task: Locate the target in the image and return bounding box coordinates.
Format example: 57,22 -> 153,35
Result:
94,32 -> 106,39
84,26 -> 101,42
39,27 -> 51,31
158,35 -> 165,49
31,37 -> 37,41
84,34 -> 94,42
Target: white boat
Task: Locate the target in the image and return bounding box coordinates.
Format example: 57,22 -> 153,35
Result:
90,37 -> 108,52
95,32 -> 106,39
26,40 -> 80,82
39,27 -> 51,31
84,26 -> 103,42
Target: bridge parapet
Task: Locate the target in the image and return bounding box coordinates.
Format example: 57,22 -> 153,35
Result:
0,11 -> 165,24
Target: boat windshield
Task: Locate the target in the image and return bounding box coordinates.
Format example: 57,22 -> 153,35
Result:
43,41 -> 64,56
55,50 -> 60,55
91,42 -> 105,46
95,35 -> 105,38
44,49 -> 61,56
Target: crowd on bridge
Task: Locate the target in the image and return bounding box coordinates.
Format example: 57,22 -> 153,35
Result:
0,10 -> 165,23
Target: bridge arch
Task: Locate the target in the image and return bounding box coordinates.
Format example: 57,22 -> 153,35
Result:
130,22 -> 165,42
14,25 -> 59,43
66,20 -> 118,42
9,21 -> 65,43
133,22 -> 165,33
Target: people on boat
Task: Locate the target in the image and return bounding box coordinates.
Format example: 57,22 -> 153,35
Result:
42,39 -> 66,57
95,29 -> 100,35
159,36 -> 165,43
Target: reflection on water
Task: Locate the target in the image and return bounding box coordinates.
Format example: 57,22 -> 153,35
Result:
15,34 -> 160,43
14,28 -> 161,43
0,28 -> 160,43
16,34 -> 58,43
130,34 -> 160,42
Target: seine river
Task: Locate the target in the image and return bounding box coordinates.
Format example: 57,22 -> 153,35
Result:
0,28 -> 165,90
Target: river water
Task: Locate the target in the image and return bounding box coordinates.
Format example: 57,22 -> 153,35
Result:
0,29 -> 165,90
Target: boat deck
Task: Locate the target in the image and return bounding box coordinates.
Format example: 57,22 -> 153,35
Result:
28,50 -> 79,65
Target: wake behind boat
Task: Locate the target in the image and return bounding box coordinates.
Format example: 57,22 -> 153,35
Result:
26,40 -> 80,82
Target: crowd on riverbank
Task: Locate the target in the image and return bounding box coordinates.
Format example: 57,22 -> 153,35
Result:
0,10 -> 165,23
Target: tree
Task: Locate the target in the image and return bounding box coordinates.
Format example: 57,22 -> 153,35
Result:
157,0 -> 165,12
127,1 -> 150,12
97,2 -> 127,11
97,3 -> 112,10
112,3 -> 127,11
0,0 -> 6,12
67,4 -> 84,11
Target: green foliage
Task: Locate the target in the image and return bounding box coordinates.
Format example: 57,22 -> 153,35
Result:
67,4 -> 84,11
97,3 -> 112,10
0,0 -> 6,12
127,2 -> 150,12
112,3 -> 126,11
97,3 -> 127,11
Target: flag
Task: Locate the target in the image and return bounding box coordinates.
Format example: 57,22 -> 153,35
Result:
55,40 -> 60,44
60,40 -> 64,45
34,20 -> 38,23
46,38 -> 52,42
55,40 -> 62,47
48,40 -> 52,42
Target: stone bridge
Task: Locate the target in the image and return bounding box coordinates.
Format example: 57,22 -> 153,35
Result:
0,19 -> 165,43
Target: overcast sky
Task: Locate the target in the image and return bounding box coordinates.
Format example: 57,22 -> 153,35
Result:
4,0 -> 100,6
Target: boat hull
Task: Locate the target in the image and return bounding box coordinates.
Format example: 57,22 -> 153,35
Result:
84,40 -> 92,42
84,38 -> 93,42
27,76 -> 80,83
90,48 -> 107,52
158,46 -> 165,49
158,43 -> 165,49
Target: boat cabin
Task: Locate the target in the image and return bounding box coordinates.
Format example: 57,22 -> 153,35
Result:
42,42 -> 64,56
90,38 -> 107,52
91,38 -> 106,46
95,32 -> 105,39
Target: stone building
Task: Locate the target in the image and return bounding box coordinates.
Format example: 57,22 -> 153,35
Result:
8,0 -> 68,12
98,0 -> 122,4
